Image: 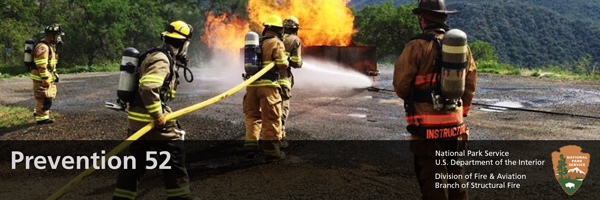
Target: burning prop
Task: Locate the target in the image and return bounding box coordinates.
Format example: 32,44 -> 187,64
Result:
201,0 -> 378,76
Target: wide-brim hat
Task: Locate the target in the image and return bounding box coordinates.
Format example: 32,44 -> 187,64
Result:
412,0 -> 457,15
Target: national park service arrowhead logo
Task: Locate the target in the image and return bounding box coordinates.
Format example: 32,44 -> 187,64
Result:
551,145 -> 590,195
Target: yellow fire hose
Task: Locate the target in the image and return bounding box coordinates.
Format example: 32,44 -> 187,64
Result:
46,63 -> 276,200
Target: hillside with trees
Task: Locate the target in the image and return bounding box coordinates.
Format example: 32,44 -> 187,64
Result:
449,2 -> 600,67
352,0 -> 600,22
0,0 -> 247,75
2,0 -> 599,76
352,0 -> 600,68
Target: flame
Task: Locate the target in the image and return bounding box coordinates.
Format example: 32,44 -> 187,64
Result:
202,0 -> 356,54
247,0 -> 355,46
201,11 -> 250,53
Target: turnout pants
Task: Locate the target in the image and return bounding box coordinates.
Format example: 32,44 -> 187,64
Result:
33,80 -> 56,122
411,134 -> 468,200
113,128 -> 191,200
243,86 -> 283,156
281,98 -> 290,138
280,83 -> 292,139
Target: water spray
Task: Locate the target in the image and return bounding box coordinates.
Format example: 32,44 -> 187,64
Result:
294,58 -> 373,89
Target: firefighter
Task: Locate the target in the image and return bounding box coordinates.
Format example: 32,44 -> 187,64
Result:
279,16 -> 303,148
31,24 -> 63,124
113,21 -> 199,200
243,15 -> 289,160
393,0 -> 477,199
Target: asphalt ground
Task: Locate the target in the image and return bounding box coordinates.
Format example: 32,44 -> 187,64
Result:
2,67 -> 599,140
1,65 -> 599,199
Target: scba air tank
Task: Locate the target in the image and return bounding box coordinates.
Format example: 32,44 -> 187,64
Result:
244,31 -> 260,78
440,29 -> 468,109
118,47 -> 140,102
24,39 -> 35,69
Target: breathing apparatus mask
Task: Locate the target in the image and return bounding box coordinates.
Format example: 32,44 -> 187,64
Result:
162,24 -> 194,83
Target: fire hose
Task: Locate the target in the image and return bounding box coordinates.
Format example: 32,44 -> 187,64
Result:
46,63 -> 276,200
367,87 -> 600,120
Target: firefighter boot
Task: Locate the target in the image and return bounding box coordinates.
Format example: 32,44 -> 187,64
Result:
279,139 -> 289,149
169,196 -> 201,200
279,127 -> 289,149
263,140 -> 285,163
36,118 -> 55,125
265,150 -> 286,163
34,98 -> 55,124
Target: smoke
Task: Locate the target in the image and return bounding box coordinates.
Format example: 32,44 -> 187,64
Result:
293,58 -> 373,90
196,54 -> 372,92
195,51 -> 245,90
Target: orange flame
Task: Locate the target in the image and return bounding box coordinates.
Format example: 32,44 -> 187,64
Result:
202,0 -> 356,54
247,0 -> 355,46
201,11 -> 250,53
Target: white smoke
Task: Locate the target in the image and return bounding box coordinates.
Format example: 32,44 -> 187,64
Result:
195,50 -> 245,90
196,53 -> 373,91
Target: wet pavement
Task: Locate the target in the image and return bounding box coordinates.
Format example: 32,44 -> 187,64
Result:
1,66 -> 600,140
2,66 -> 600,199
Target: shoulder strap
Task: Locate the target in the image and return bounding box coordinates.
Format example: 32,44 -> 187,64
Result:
140,48 -> 174,66
405,33 -> 445,109
259,36 -> 278,54
259,36 -> 276,62
140,48 -> 175,82
408,33 -> 443,76
405,34 -> 438,113
140,48 -> 177,103
411,33 -> 438,42
416,34 -> 444,94
261,36 -> 276,43
257,36 -> 280,80
411,33 -> 443,66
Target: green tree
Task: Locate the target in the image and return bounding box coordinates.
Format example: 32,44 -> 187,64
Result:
0,0 -> 39,73
557,154 -> 567,179
58,0 -> 167,66
353,1 -> 420,61
573,54 -> 594,75
470,40 -> 497,62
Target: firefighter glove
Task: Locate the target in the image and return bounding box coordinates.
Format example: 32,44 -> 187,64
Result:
53,72 -> 60,83
155,113 -> 168,127
41,78 -> 51,87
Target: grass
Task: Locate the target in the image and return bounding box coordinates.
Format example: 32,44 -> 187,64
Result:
0,73 -> 20,79
524,67 -> 600,80
56,63 -> 120,74
476,60 -> 600,81
0,106 -> 33,132
0,63 -> 120,79
477,60 -> 522,75
0,64 -> 28,78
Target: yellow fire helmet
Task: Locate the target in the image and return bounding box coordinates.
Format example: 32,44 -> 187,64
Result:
162,20 -> 192,40
42,23 -> 65,35
263,15 -> 284,28
284,16 -> 300,29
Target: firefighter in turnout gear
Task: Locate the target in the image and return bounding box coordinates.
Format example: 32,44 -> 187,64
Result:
280,16 -> 303,148
393,0 -> 476,199
31,24 -> 63,124
113,21 -> 199,200
243,15 -> 289,160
